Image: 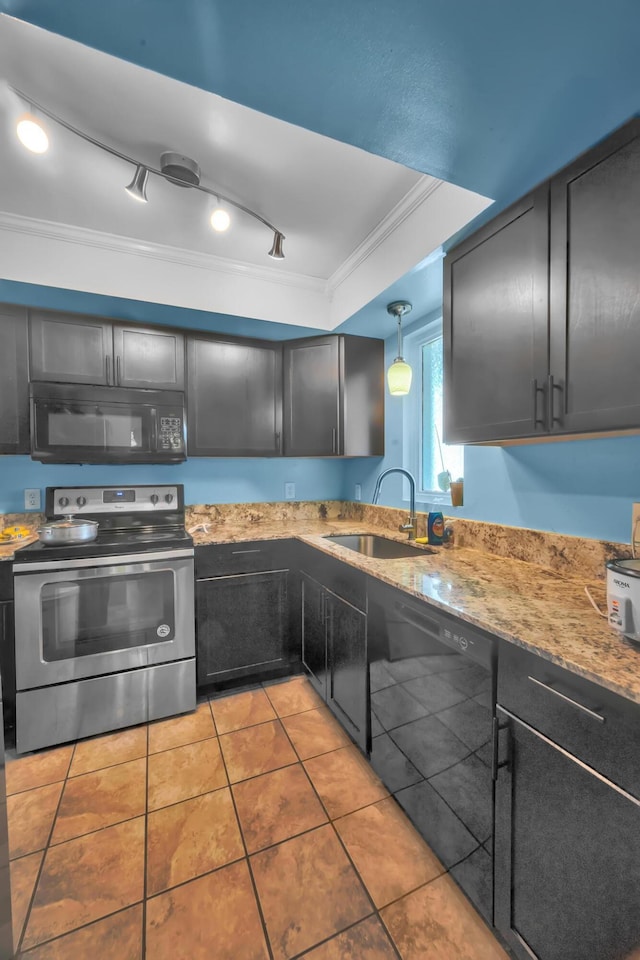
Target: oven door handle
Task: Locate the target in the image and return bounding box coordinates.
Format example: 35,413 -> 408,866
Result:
13,548 -> 195,573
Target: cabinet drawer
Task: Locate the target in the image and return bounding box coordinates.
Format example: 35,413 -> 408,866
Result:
498,640 -> 640,797
195,540 -> 293,578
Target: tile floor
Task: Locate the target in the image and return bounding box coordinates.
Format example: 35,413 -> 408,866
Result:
5,676 -> 509,959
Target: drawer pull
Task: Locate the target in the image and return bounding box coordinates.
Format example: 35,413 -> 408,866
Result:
231,549 -> 262,555
527,676 -> 606,723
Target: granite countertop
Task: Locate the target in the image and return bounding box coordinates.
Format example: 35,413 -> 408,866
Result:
0,533 -> 39,561
191,518 -> 640,706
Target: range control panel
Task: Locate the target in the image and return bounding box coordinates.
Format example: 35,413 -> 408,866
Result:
47,485 -> 182,516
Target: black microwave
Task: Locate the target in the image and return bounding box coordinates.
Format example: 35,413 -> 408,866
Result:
30,383 -> 187,464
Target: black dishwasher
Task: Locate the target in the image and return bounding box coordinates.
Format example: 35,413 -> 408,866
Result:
367,580 -> 496,922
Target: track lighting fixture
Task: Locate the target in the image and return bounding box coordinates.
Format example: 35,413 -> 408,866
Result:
16,112 -> 48,153
12,87 -> 285,259
125,164 -> 149,203
386,301 -> 413,396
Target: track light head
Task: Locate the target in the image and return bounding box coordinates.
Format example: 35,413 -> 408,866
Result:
268,231 -> 285,259
125,164 -> 149,203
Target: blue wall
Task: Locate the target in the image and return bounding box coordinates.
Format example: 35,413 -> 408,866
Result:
0,457 -> 347,514
344,325 -> 640,544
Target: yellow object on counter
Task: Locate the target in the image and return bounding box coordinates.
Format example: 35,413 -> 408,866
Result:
414,536 -> 429,544
0,525 -> 32,541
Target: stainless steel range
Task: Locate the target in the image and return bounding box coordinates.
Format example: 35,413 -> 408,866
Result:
13,485 -> 195,754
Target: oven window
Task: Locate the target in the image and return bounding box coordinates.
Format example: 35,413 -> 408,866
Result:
41,570 -> 175,660
48,411 -> 144,448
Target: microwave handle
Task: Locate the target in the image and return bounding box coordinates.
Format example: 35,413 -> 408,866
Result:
150,408 -> 158,447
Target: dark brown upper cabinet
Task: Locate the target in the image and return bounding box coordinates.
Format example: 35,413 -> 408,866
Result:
29,310 -> 184,390
444,188 -> 549,444
444,118 -> 640,445
548,122 -> 640,435
0,304 -> 29,454
187,334 -> 283,457
283,335 -> 384,457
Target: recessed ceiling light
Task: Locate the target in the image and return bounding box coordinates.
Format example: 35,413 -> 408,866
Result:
16,114 -> 49,153
210,207 -> 231,232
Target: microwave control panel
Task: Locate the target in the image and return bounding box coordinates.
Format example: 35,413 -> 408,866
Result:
159,415 -> 184,451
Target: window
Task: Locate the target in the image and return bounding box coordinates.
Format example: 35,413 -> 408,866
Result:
404,320 -> 464,502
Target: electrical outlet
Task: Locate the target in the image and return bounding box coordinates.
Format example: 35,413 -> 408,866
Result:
285,482 -> 296,500
354,483 -> 362,502
632,503 -> 640,547
24,488 -> 41,510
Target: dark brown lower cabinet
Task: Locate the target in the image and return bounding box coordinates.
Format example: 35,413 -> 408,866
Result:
0,305 -> 29,454
300,570 -> 368,752
196,570 -> 290,687
494,704 -> 640,959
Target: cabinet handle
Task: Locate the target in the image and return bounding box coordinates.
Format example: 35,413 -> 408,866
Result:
275,431 -> 281,453
531,379 -> 546,429
547,374 -> 563,429
491,715 -> 511,781
106,355 -> 111,385
331,427 -> 337,454
116,356 -> 121,386
527,675 -> 606,723
231,549 -> 262,555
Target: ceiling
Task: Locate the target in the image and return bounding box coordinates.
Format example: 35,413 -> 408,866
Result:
0,14 -> 489,331
0,1 -> 638,335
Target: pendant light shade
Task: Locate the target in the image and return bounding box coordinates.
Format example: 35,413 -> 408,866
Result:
386,300 -> 412,396
387,358 -> 413,396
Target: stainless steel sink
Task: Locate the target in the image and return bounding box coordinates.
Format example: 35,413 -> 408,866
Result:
323,534 -> 434,559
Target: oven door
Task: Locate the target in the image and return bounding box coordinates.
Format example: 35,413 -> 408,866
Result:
14,551 -> 195,689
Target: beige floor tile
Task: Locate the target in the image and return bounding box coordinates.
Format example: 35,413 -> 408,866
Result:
22,817 -> 145,949
282,708 -> 350,760
211,687 -> 276,734
147,787 -> 244,895
301,916 -> 398,959
147,737 -> 227,811
6,747 -> 73,796
251,824 -> 372,960
7,782 -> 63,859
69,726 -> 147,777
264,677 -> 323,717
219,719 -> 297,783
335,797 -> 445,907
51,757 -> 146,844
148,702 -> 216,754
10,851 -> 43,951
20,904 -> 143,959
146,859 -> 269,960
233,764 -> 327,853
304,746 -> 388,819
381,873 -> 510,960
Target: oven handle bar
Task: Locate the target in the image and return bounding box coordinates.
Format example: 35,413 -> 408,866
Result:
13,548 -> 195,573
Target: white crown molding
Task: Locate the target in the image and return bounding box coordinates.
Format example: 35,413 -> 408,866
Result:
327,176 -> 443,296
0,211 -> 328,296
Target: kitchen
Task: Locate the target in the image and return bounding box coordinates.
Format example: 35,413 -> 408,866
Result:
0,1 -> 638,956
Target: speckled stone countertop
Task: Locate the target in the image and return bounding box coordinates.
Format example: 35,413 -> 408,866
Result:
190,518 -> 640,706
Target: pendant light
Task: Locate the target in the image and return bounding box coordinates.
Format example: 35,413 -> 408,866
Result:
387,300 -> 412,396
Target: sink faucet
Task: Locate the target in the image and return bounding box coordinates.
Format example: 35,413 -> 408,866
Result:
372,468 -> 417,539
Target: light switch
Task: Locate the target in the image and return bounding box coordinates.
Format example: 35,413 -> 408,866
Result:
285,482 -> 296,500
354,484 -> 362,501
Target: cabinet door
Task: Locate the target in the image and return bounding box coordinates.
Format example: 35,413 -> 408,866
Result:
0,304 -> 29,453
549,121 -> 640,434
283,337 -> 341,455
0,601 -> 15,736
196,571 -> 289,687
494,707 -> 640,960
187,336 -> 282,456
29,311 -> 112,385
327,590 -> 368,752
301,574 -> 327,700
113,325 -> 185,390
443,188 -> 549,443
